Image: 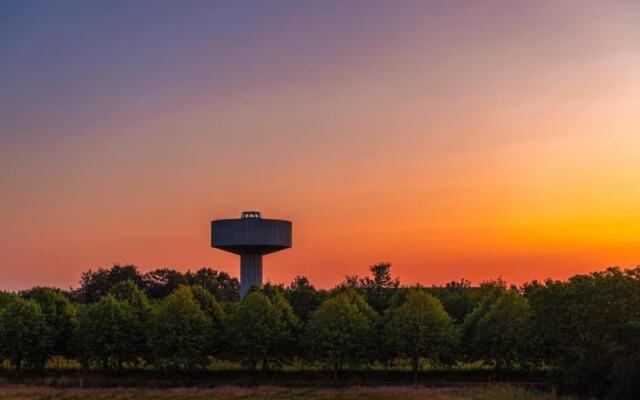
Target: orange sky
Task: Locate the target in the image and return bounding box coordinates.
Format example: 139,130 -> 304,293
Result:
1,1 -> 639,290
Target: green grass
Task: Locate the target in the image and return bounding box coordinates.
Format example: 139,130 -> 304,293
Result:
0,385 -> 570,400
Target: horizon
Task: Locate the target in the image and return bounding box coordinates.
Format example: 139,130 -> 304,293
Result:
2,1 -> 640,291
5,262 -> 638,293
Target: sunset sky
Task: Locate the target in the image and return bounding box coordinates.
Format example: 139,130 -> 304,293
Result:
1,1 -> 639,291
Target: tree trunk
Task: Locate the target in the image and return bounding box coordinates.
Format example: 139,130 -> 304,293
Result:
412,354 -> 420,385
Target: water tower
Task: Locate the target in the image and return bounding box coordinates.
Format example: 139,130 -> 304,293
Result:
211,211 -> 292,297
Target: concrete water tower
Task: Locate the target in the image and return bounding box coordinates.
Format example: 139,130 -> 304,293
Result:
211,211 -> 292,297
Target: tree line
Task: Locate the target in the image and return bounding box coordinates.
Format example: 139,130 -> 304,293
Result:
1,263 -> 639,399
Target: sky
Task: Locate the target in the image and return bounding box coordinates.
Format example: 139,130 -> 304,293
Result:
1,0 -> 639,291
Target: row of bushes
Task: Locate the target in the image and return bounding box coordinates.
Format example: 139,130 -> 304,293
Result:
1,264 -> 639,399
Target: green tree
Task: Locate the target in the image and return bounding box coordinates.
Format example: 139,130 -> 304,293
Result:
148,286 -> 212,370
468,290 -> 532,371
21,287 -> 77,361
74,264 -> 143,302
429,279 -> 480,324
0,292 -> 14,309
187,268 -> 240,301
359,262 -> 400,313
227,291 -> 298,370
75,294 -> 141,371
285,276 -> 323,323
385,289 -> 456,383
525,267 -> 640,399
109,280 -> 150,362
110,280 -> 150,314
143,268 -> 189,299
459,279 -> 508,361
0,297 -> 52,372
305,291 -> 377,379
190,285 -> 226,358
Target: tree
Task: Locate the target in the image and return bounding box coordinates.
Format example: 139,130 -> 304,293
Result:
0,297 -> 52,372
226,291 -> 298,370
359,262 -> 400,313
459,279 -> 508,362
148,286 -> 212,371
525,267 -> 640,399
21,287 -> 77,360
187,268 -> 240,302
429,279 -> 480,324
143,268 -> 188,299
467,290 -> 532,371
110,280 -> 150,316
74,264 -> 143,302
109,280 -> 150,362
0,292 -> 14,309
285,276 -> 323,323
190,285 -> 226,358
75,294 -> 141,371
305,291 -> 377,379
385,289 -> 456,383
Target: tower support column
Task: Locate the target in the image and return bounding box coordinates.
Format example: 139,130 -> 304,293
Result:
240,254 -> 263,297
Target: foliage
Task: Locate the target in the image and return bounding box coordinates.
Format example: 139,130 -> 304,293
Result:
385,289 -> 456,382
227,291 -> 299,370
285,276 -> 324,323
358,262 -> 400,313
525,267 -> 640,399
186,268 -> 240,302
6,262 -> 640,400
143,268 -> 189,299
190,285 -> 226,356
305,290 -> 377,378
0,291 -> 15,309
75,294 -> 142,370
109,280 -> 150,359
429,279 -> 481,324
468,290 -> 532,370
0,297 -> 53,371
148,286 -> 212,371
74,264 -> 144,303
21,287 -> 77,359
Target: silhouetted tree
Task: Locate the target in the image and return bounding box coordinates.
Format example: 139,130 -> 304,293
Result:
187,268 -> 240,302
359,262 -> 400,313
430,279 -> 480,324
74,264 -> 143,303
285,276 -> 323,323
143,268 -> 188,299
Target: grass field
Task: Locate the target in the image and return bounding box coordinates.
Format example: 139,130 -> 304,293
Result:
0,385 -> 569,400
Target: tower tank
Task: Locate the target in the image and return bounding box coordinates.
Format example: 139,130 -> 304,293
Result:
211,211 -> 292,297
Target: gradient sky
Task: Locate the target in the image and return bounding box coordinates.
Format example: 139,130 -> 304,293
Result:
1,0 -> 639,291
